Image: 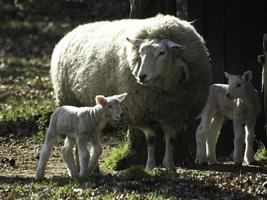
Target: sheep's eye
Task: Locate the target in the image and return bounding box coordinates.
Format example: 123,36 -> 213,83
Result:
159,51 -> 165,56
108,105 -> 112,109
236,83 -> 241,87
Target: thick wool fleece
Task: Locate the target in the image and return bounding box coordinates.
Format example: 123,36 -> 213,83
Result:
51,15 -> 211,129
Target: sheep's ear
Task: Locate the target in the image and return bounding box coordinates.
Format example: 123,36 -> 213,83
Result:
116,93 -> 128,102
95,95 -> 106,105
242,70 -> 253,81
164,39 -> 185,50
126,37 -> 143,47
224,72 -> 231,79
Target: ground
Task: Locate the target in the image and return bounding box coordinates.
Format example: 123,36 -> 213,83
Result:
0,134 -> 267,199
0,1 -> 267,199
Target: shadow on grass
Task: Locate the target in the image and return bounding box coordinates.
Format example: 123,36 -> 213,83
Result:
0,166 -> 259,199
186,162 -> 267,174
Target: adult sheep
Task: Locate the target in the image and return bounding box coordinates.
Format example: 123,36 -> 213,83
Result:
51,14 -> 211,170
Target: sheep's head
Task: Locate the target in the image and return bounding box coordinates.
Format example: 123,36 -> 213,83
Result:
225,71 -> 253,99
126,38 -> 186,87
95,93 -> 127,121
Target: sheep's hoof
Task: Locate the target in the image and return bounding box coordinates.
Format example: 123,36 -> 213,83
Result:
246,160 -> 258,166
145,160 -> 156,169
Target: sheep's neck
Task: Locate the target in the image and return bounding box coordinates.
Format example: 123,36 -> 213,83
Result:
89,105 -> 107,130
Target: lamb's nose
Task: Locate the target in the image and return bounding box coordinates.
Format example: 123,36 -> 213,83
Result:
139,74 -> 147,82
120,113 -> 124,118
226,93 -> 230,98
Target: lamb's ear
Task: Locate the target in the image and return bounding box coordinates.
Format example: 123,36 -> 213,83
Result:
164,39 -> 185,50
95,95 -> 106,105
126,37 -> 143,47
224,72 -> 231,79
242,70 -> 253,81
116,93 -> 128,102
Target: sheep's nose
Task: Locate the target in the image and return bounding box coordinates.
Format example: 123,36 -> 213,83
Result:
226,93 -> 230,98
120,113 -> 124,118
139,74 -> 147,82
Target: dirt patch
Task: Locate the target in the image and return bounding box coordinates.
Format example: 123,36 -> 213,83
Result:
0,134 -> 266,199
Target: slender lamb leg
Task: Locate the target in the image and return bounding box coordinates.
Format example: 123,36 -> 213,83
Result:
142,128 -> 156,169
244,121 -> 256,164
36,129 -> 57,180
196,115 -> 213,164
161,124 -> 176,170
62,137 -> 78,178
233,120 -> 245,165
88,135 -> 102,172
206,115 -> 224,164
76,134 -> 90,177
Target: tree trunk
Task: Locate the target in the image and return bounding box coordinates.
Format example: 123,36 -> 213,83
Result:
129,0 -> 176,19
115,0 -> 195,170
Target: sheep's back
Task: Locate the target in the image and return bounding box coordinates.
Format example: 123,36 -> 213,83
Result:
51,15 -> 211,128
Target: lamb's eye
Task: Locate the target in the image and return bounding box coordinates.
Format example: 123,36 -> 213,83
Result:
159,51 -> 165,56
236,83 -> 241,87
108,105 -> 112,109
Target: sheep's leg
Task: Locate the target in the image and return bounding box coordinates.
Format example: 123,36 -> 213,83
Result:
206,115 -> 224,164
233,120 -> 245,165
161,125 -> 176,170
76,134 -> 89,177
62,137 -> 78,178
142,128 -> 156,169
88,134 -> 102,172
244,121 -> 256,164
196,115 -> 213,164
36,128 -> 57,180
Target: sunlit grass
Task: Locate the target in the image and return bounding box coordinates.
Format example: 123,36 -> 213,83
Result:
255,142 -> 267,164
101,140 -> 129,171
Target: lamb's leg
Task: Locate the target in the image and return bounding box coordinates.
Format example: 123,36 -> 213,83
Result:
233,120 -> 245,165
206,115 -> 224,164
244,121 -> 256,164
196,115 -> 213,165
161,125 -> 176,170
36,128 -> 57,180
62,137 -> 78,178
88,134 -> 102,172
76,134 -> 89,177
141,128 -> 156,169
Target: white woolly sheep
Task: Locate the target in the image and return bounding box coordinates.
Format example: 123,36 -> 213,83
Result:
196,71 -> 261,165
36,93 -> 127,180
50,15 -> 211,170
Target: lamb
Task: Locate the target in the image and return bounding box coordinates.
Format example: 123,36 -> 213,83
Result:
36,93 -> 127,180
196,71 -> 261,165
50,15 -> 211,170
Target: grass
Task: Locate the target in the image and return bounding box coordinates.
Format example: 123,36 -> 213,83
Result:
255,142 -> 267,164
101,139 -> 129,171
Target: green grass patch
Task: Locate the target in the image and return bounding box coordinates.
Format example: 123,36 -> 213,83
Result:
255,142 -> 267,164
102,140 -> 129,171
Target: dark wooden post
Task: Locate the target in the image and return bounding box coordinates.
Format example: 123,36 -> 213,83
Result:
258,33 -> 267,136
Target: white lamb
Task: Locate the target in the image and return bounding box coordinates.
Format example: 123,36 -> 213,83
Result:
36,93 -> 127,180
196,71 -> 261,165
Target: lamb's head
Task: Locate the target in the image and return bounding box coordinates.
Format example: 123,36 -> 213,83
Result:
95,93 -> 127,121
126,38 -> 186,87
225,70 -> 253,99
